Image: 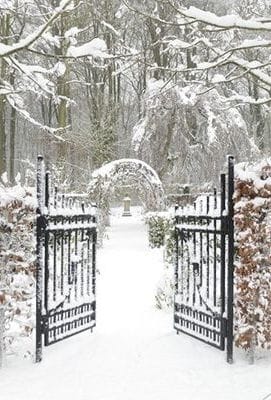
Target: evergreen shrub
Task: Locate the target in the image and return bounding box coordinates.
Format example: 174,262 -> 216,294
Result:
145,211 -> 175,309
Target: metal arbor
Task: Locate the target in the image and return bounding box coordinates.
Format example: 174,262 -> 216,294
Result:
88,158 -> 165,211
174,156 -> 234,363
36,156 -> 97,362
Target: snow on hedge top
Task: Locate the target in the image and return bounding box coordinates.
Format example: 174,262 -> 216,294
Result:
0,184 -> 36,209
235,159 -> 271,190
67,38 -> 109,58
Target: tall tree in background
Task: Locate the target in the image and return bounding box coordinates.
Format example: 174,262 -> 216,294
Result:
0,0 -> 74,180
0,10 -> 10,177
0,0 -> 270,190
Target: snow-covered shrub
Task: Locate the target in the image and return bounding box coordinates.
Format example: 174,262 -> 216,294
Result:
0,182 -> 36,358
145,211 -> 175,309
234,160 -> 271,353
145,212 -> 169,248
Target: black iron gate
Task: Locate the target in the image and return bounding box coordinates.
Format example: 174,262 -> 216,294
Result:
36,156 -> 97,362
174,156 -> 234,363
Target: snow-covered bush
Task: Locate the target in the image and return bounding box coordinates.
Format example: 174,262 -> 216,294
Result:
145,212 -> 170,248
0,182 -> 36,358
234,160 -> 271,354
145,211 -> 175,309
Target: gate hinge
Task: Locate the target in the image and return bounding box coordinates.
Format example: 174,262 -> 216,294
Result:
221,216 -> 229,233
222,215 -> 234,235
41,315 -> 49,334
222,317 -> 228,338
37,213 -> 48,230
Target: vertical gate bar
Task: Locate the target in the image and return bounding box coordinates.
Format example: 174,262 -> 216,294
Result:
227,156 -> 235,364
206,219 -> 210,300
87,227 -> 91,296
206,196 -> 210,301
92,227 -> 97,328
186,232 -> 190,303
181,228 -> 184,299
220,173 -> 226,317
213,188 -> 217,307
44,230 -> 49,346
74,221 -> 78,300
81,228 -> 84,297
53,232 -> 57,302
92,229 -> 97,297
44,169 -> 50,333
68,230 -> 71,288
45,172 -> 50,209
54,186 -> 58,209
36,155 -> 44,363
60,230 -> 64,296
192,221 -> 196,305
213,218 -> 217,307
214,188 -> 217,209
199,230 -> 203,306
174,205 -> 179,296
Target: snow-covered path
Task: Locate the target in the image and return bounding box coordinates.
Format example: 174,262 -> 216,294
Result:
1,211 -> 271,400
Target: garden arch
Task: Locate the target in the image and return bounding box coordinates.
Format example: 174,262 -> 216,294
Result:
88,159 -> 165,218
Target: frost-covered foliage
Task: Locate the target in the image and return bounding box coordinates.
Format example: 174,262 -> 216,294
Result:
145,211 -> 175,309
145,212 -> 170,248
0,182 -> 36,358
133,79 -> 259,187
234,159 -> 271,353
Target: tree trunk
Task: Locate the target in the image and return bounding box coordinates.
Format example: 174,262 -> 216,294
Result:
0,95 -> 6,177
9,72 -> 16,183
0,15 -> 10,177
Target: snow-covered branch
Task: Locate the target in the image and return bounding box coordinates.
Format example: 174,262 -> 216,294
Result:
0,0 -> 74,58
171,3 -> 271,31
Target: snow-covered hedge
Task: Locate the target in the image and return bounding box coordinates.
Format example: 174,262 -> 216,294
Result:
145,211 -> 175,309
0,183 -> 36,359
234,160 -> 271,352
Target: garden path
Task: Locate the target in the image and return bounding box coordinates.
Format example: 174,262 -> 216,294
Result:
0,208 -> 270,400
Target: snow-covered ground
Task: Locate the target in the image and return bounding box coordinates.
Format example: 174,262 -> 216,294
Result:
0,208 -> 271,400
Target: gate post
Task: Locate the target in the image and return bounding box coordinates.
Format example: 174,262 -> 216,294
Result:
35,156 -> 45,363
227,155 -> 235,364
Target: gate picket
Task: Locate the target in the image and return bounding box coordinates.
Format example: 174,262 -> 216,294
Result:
174,156 -> 234,363
36,156 -> 97,362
